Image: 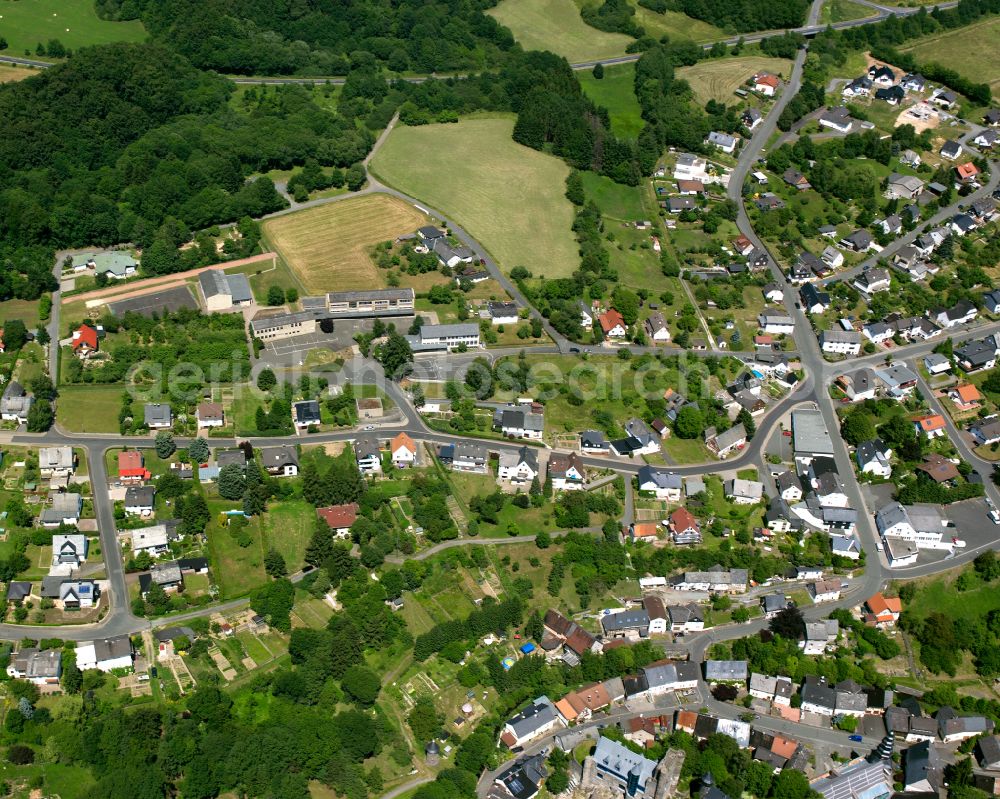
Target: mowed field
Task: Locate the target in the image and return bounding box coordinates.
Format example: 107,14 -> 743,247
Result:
486,0 -> 631,61
677,56 -> 794,104
0,0 -> 146,54
0,65 -> 40,83
900,17 -> 1000,91
579,63 -> 644,138
371,116 -> 579,277
262,194 -> 428,294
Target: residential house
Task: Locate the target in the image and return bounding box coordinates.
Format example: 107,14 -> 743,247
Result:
6,648 -> 61,685
951,212 -> 977,235
875,363 -> 919,397
354,436 -> 382,475
496,407 -> 544,440
800,283 -> 831,314
500,698 -> 563,748
637,466 -> 681,500
783,168 -> 811,190
498,446 -> 538,485
124,486 -> 155,516
978,736 -> 1000,770
645,312 -> 671,342
901,72 -> 926,91
819,106 -> 854,133
554,682 -> 612,723
71,324 -> 98,358
875,85 -> 905,104
52,534 -> 87,568
441,442 -> 489,473
808,578 -> 842,603
626,522 -> 660,543
886,173 -> 925,200
194,402 -> 225,429
390,432 -> 417,468
0,381 -> 32,423
75,636 -> 134,673
820,245 -> 844,269
586,737 -> 657,796
742,107 -> 763,130
916,453 -> 960,484
951,383 -> 983,411
260,445 -> 299,477
762,283 -> 784,303
144,403 -> 172,429
488,302 -> 519,326
868,64 -> 896,85
706,132 -> 737,154
865,593 -> 902,628
840,368 -> 876,401
643,596 -> 668,635
39,446 -> 74,481
215,449 -> 246,470
900,149 -> 922,167
882,537 -> 916,566
677,179 -> 706,195
666,605 -> 704,634
673,567 -> 748,593
904,741 -> 943,793
316,503 -> 359,538
760,594 -> 791,620
775,471 -> 802,502
130,522 -> 177,556
598,309 -> 627,338
754,72 -> 780,96
39,493 -> 82,527
840,229 -> 873,252
801,622 -> 834,656
913,414 -> 947,439
821,330 -> 861,356
724,478 -> 764,505
138,562 -> 184,598
758,314 -> 795,335
704,661 -> 748,684
705,424 -> 747,459
974,130 -> 999,148
292,400 -> 321,428
800,677 -> 837,716
601,609 -> 650,638
669,507 -> 702,545
856,439 -> 892,478
985,108 -> 1000,126
854,268 -> 891,295
956,336 -> 1000,372
580,430 -> 609,454
669,197 -> 696,213
940,139 -> 963,160
955,161 -> 980,184
843,76 -> 872,98
923,353 -> 952,375
936,300 -> 979,329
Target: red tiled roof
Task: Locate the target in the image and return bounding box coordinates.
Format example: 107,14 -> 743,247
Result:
599,309 -> 626,334
670,507 -> 699,532
755,73 -> 780,88
72,325 -> 98,351
118,450 -> 150,479
316,502 -> 359,530
914,414 -> 946,432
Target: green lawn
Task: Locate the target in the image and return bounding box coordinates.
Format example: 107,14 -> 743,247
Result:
821,0 -> 876,23
578,63 -> 644,139
0,298 -> 42,328
206,500 -> 268,599
55,385 -> 127,433
371,116 -> 579,277
628,5 -> 723,42
0,0 -> 146,55
905,568 -> 1000,623
900,17 -> 1000,93
486,0 -> 632,61
581,171 -> 648,221
260,499 -> 316,572
663,436 -> 712,464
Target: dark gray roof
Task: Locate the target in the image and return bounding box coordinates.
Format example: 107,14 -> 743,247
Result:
125,486 -> 155,506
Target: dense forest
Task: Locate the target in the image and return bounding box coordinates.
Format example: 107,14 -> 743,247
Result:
95,0 -> 516,75
675,0 -> 809,33
0,42 -> 380,280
